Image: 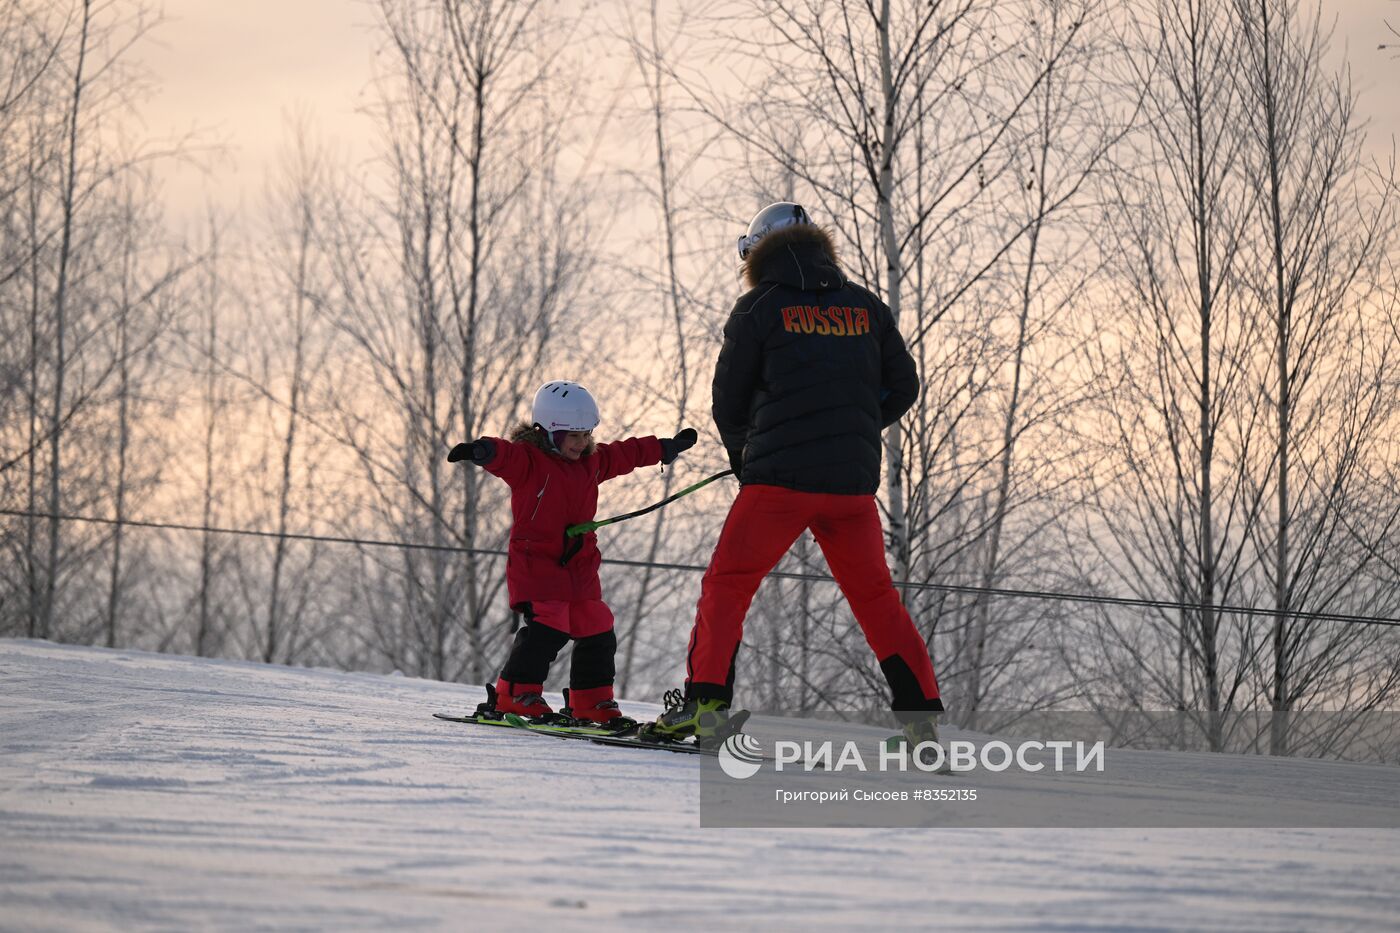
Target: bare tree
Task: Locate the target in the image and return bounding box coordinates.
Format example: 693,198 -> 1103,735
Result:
318,0 -> 591,683
611,0 -> 707,694
1070,0 -> 1400,746
1231,0 -> 1400,751
227,119 -> 336,667
950,0 -> 1125,720
188,216 -> 230,659
0,1 -> 66,637
37,0 -> 97,641
0,0 -> 175,645
1078,0 -> 1269,747
664,0 -> 1117,712
101,170 -> 184,648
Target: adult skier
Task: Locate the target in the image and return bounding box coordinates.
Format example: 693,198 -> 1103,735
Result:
654,202 -> 944,745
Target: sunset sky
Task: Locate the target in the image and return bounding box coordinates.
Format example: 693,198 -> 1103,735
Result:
136,0 -> 1400,228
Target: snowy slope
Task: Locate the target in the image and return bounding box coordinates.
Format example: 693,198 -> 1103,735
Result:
2,638 -> 1398,931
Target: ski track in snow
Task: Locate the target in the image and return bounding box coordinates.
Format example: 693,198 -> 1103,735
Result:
1,638 -> 1398,931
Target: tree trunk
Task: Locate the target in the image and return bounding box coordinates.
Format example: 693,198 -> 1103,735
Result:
106,232 -> 133,650
876,0 -> 911,583
42,0 -> 93,641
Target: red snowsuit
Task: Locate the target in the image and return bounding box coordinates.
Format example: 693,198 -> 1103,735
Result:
483,434 -> 663,633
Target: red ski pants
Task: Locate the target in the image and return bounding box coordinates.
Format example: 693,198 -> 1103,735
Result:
685,484 -> 941,710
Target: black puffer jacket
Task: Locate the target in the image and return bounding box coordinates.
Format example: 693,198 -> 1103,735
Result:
712,224 -> 919,495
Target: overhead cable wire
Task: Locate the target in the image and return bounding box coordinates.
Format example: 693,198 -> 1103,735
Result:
3,506 -> 1399,630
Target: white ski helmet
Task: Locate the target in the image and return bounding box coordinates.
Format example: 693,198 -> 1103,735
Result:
532,381 -> 600,433
737,201 -> 813,259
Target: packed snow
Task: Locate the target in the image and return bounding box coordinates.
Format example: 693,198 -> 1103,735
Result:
2,638 -> 1398,930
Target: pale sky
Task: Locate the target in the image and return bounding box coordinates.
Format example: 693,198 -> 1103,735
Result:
137,0 -> 1399,225
141,0 -> 382,224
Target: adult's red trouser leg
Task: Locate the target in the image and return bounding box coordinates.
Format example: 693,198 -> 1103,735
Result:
809,495 -> 942,719
685,485 -> 942,715
684,485 -> 809,702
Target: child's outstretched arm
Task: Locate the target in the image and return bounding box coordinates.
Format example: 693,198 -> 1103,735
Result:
447,439 -> 494,465
593,428 -> 696,483
446,437 -> 533,486
659,428 -> 698,464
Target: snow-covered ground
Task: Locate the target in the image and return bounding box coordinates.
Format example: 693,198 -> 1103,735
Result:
2,638 -> 1398,931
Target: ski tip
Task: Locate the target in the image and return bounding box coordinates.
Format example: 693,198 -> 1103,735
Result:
432,712 -> 479,723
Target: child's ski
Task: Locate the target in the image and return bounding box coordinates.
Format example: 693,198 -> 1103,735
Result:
432,711 -> 618,737
432,712 -> 507,726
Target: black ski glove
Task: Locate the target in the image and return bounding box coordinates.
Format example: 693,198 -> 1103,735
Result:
447,438 -> 496,465
659,427 -> 698,465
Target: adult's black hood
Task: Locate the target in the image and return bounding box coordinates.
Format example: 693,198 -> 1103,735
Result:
712,223 -> 919,495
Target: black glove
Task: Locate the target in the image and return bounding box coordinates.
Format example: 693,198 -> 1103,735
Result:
727,448 -> 744,477
447,438 -> 496,465
659,427 -> 698,465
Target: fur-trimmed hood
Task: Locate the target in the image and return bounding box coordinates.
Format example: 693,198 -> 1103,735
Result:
716,219 -> 917,496
508,420 -> 597,458
742,223 -> 845,290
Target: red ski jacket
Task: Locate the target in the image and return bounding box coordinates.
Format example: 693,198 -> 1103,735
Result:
482,436 -> 663,605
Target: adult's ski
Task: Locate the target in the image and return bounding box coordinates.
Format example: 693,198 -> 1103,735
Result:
501,710 -> 755,758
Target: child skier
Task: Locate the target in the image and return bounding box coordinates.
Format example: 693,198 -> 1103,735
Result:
448,380 -> 696,726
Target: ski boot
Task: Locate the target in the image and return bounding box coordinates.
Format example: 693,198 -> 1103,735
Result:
561,686 -> 637,732
472,683 -> 505,720
887,713 -> 947,771
651,688 -> 734,745
493,678 -> 554,719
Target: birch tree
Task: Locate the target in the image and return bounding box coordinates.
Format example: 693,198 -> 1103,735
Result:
1234,0 -> 1400,751
674,0 -> 1116,711
323,0 -> 591,682
1080,0 -> 1267,746
0,0 -> 174,644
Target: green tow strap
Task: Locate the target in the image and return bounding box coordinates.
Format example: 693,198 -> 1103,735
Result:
558,469 -> 735,566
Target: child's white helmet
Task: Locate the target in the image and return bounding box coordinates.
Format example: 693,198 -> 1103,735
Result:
532,381 -> 600,432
